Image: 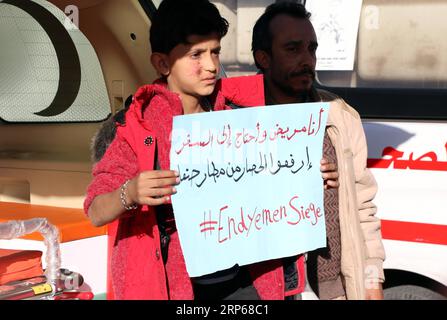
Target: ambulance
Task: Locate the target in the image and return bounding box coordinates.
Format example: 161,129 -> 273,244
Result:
0,0 -> 446,299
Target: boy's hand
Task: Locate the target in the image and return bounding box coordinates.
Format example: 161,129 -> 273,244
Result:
320,158 -> 339,190
127,170 -> 180,206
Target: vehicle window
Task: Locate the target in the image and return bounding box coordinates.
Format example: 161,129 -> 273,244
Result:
0,0 -> 110,123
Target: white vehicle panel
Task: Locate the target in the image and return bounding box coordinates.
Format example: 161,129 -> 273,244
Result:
383,240 -> 447,286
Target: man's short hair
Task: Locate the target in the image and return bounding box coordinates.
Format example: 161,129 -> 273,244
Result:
251,2 -> 311,70
150,0 -> 229,54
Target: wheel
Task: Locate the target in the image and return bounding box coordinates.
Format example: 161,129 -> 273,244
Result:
384,285 -> 446,300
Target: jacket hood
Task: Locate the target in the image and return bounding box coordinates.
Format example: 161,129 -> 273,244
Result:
129,81 -> 183,130
128,74 -> 266,125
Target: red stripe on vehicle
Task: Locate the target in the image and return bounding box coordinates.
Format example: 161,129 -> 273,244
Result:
368,158 -> 447,171
381,219 -> 447,245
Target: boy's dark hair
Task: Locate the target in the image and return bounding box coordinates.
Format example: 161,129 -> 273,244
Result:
251,2 -> 311,70
150,0 -> 229,54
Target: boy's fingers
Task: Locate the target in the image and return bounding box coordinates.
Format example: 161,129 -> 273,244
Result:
148,187 -> 177,198
144,197 -> 171,206
137,186 -> 176,199
143,170 -> 179,179
151,177 -> 180,188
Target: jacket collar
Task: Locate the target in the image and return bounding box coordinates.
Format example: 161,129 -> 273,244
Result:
310,86 -> 337,127
127,78 -> 227,130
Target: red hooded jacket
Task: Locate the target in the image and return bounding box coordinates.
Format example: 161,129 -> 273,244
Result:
84,75 -> 305,299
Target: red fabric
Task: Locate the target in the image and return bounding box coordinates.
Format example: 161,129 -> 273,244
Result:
0,249 -> 43,285
217,74 -> 265,108
284,255 -> 306,297
106,223 -> 116,300
85,75 -> 301,300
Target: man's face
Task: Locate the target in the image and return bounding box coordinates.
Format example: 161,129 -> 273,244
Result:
167,34 -> 221,98
264,15 -> 318,97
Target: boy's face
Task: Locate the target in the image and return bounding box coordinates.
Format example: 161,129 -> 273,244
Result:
166,33 -> 221,99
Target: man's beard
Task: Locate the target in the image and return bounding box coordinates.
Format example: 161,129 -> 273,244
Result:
271,67 -> 316,102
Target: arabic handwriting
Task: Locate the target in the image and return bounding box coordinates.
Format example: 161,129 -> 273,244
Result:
177,148 -> 312,188
174,109 -> 325,155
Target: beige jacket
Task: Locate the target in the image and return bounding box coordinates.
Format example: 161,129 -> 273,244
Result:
316,89 -> 386,299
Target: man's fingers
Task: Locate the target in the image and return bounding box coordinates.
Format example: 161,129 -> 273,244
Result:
326,179 -> 340,187
322,171 -> 339,180
325,179 -> 340,189
320,163 -> 337,172
322,162 -> 339,189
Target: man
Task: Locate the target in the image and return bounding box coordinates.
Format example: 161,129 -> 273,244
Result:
252,2 -> 385,300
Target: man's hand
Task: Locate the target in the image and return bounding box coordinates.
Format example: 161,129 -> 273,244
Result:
366,283 -> 384,300
320,158 -> 339,189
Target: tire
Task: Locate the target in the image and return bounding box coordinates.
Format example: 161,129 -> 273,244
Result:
384,285 -> 446,300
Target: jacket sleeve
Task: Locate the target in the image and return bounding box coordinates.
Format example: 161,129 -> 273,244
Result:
219,74 -> 265,107
347,103 -> 386,283
84,134 -> 139,216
